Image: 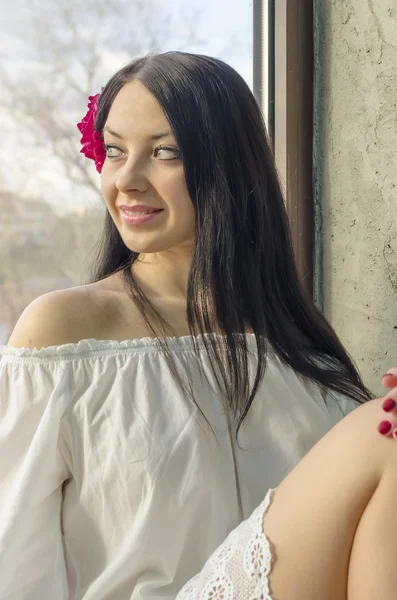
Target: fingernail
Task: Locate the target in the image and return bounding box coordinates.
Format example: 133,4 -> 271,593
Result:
378,421 -> 392,435
394,430 -> 397,438
384,369 -> 397,377
382,398 -> 397,412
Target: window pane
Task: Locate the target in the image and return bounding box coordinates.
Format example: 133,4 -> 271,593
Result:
0,0 -> 253,343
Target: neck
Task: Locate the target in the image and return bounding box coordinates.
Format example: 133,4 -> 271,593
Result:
131,247 -> 192,301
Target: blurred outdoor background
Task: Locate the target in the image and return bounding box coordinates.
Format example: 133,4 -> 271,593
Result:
0,0 -> 253,343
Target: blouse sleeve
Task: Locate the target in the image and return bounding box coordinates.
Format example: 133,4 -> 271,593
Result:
0,348 -> 71,600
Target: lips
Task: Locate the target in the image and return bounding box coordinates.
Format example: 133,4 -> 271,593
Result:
119,206 -> 164,226
119,205 -> 163,215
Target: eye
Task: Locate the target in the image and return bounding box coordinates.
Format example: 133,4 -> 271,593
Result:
103,144 -> 123,158
153,145 -> 180,160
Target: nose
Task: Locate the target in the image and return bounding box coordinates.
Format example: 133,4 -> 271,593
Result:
115,156 -> 149,194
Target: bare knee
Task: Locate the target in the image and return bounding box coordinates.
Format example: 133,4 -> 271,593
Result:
261,398 -> 397,600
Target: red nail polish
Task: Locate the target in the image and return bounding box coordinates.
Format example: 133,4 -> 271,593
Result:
378,421 -> 392,435
394,430 -> 397,437
382,398 -> 397,412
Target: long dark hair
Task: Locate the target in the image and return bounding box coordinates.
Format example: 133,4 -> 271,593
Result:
89,51 -> 371,432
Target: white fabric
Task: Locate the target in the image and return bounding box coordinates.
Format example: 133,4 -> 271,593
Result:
176,489 -> 276,600
0,335 -> 357,600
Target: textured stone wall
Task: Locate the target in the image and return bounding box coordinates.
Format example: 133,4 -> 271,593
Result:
314,0 -> 397,394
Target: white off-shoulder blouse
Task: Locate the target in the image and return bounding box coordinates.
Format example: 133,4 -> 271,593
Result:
0,335 -> 357,600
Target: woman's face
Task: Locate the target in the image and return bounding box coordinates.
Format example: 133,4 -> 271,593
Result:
101,80 -> 195,255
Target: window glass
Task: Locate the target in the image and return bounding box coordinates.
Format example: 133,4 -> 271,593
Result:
0,0 -> 253,342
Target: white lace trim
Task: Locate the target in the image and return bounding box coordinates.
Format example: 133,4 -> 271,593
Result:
176,489 -> 276,600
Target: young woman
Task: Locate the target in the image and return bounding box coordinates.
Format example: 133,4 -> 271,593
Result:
0,52 -> 394,599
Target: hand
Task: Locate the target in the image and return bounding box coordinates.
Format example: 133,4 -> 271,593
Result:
377,370 -> 397,437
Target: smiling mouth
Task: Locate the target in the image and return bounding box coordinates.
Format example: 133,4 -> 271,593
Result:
121,208 -> 163,215
120,207 -> 164,225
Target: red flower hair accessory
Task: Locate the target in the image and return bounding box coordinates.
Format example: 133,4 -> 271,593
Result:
77,93 -> 105,173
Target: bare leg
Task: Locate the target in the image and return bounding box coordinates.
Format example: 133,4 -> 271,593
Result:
347,464 -> 397,598
176,397 -> 397,599
262,397 -> 397,600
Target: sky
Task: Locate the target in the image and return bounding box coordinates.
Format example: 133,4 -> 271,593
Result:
158,0 -> 254,86
0,0 -> 254,213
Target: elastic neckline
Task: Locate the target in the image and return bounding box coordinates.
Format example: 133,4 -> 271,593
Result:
0,333 -> 259,360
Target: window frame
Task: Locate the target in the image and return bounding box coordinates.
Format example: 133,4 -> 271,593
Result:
254,0 -> 314,298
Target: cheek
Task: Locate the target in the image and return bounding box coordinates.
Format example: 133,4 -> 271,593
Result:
100,172 -> 116,208
172,190 -> 195,233
166,176 -> 194,220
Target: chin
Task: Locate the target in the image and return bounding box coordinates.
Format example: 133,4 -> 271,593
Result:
116,220 -> 194,255
122,236 -> 194,257
120,236 -> 170,255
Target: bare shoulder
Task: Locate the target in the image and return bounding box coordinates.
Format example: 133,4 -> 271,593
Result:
7,286 -> 102,349
7,274 -> 141,349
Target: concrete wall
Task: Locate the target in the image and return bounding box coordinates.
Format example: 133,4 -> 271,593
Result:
314,0 -> 397,394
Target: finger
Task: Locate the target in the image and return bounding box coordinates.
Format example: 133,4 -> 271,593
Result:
380,369 -> 397,388
377,414 -> 397,437
378,397 -> 397,437
378,386 -> 397,437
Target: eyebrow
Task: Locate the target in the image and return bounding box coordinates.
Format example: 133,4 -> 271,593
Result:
103,126 -> 173,141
